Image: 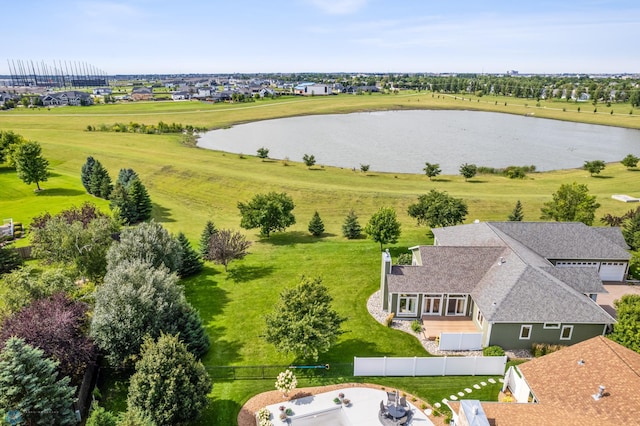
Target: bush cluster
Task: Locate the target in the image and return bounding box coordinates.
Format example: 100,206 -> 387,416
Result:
531,342 -> 566,357
483,345 -> 505,357
87,121 -> 205,134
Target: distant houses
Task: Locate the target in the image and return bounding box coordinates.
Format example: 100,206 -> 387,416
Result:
294,82 -> 332,96
131,87 -> 153,101
41,91 -> 93,106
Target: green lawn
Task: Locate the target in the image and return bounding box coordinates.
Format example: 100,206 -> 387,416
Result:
1,94 -> 639,424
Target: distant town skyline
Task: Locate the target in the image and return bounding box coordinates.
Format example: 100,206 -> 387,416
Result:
3,0 -> 639,75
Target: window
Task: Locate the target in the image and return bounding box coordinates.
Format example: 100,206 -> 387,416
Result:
543,323 -> 560,329
519,325 -> 532,340
397,294 -> 419,317
560,325 -> 574,340
476,309 -> 484,327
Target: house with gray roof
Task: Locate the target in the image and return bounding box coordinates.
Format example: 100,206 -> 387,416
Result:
380,222 -> 630,349
40,91 -> 93,106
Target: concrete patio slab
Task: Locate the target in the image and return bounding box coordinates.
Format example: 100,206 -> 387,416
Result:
264,387 -> 434,426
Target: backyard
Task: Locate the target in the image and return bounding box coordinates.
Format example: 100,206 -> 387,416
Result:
1,93 -> 639,424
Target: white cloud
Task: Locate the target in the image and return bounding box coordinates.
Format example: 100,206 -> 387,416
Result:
307,0 -> 369,15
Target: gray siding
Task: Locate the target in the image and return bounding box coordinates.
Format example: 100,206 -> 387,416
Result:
488,323 -> 605,349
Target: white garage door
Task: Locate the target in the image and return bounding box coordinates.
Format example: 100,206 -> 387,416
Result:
599,262 -> 626,281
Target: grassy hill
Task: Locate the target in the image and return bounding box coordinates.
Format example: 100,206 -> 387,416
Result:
1,93 -> 639,424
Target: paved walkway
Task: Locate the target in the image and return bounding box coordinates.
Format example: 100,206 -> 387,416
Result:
432,377 -> 504,410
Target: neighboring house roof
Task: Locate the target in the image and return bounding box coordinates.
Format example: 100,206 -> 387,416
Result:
132,87 -> 153,94
519,336 -> 640,425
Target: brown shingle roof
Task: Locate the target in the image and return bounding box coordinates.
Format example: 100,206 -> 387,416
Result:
517,336 -> 640,424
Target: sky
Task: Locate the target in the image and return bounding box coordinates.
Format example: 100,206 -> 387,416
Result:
2,0 -> 639,75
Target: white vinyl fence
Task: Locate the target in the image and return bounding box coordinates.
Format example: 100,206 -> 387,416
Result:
353,356 -> 507,377
502,366 -> 531,403
438,333 -> 483,350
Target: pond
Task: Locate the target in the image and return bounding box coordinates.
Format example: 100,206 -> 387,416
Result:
197,110 -> 640,174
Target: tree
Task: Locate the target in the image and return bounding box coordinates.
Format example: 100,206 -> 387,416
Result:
342,209 -> 362,239
89,160 -> 113,199
0,238 -> 22,275
621,154 -> 639,169
459,163 -> 477,181
86,403 -> 118,426
609,295 -> 640,353
31,214 -> 118,280
117,168 -> 140,188
199,220 -> 218,258
509,200 -> 524,221
540,182 -> 601,225
264,277 -> 345,361
107,220 -> 182,273
0,293 -> 96,384
407,190 -> 468,228
128,178 -> 153,222
622,207 -> 640,250
91,260 -> 187,366
110,182 -> 135,223
308,211 -> 325,236
583,160 -> 606,176
81,156 -> 96,192
12,141 -> 49,191
0,267 -> 76,320
238,192 -> 296,237
176,232 -> 203,278
0,130 -> 25,165
205,229 -> 251,272
126,334 -> 211,425
0,337 -> 77,426
360,164 -> 370,173
171,304 -> 210,359
302,154 -> 316,168
257,147 -> 269,160
364,207 -> 401,251
423,162 -> 441,180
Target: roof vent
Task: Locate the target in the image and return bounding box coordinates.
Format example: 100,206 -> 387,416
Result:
498,257 -> 505,265
474,219 -> 480,224
578,359 -> 585,366
592,385 -> 606,401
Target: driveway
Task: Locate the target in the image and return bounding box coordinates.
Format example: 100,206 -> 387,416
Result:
598,283 -> 640,318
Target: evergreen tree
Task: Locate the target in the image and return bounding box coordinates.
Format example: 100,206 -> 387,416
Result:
171,303 -> 210,358
176,232 -> 203,278
622,208 -> 640,251
117,168 -> 140,189
0,239 -> 22,275
308,211 -> 325,236
126,334 -> 211,425
199,220 -> 218,258
129,179 -> 152,222
81,156 -> 96,193
110,182 -> 136,224
89,160 -> 112,199
508,200 -> 524,221
0,337 -> 77,426
342,209 -> 362,239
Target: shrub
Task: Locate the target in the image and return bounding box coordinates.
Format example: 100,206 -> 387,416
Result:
483,345 -> 505,357
531,342 -> 566,357
256,408 -> 270,422
385,312 -> 395,327
397,252 -> 412,265
410,320 -> 422,334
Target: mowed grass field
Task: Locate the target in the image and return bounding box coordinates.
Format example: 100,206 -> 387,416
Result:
1,93 -> 639,424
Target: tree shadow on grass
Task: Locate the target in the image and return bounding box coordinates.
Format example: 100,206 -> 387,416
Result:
466,179 -> 487,184
0,166 -> 14,175
322,338 -> 388,361
204,325 -> 244,365
227,264 -> 274,283
199,394 -> 242,426
35,187 -> 85,197
592,175 -> 614,179
431,178 -> 451,182
152,203 -> 175,223
262,231 -> 329,246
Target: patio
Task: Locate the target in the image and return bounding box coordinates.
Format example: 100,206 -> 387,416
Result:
421,316 -> 479,340
598,283 -> 640,319
263,387 -> 434,426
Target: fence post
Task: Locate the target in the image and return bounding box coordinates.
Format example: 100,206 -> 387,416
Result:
473,355 -> 478,376
412,357 -> 417,377
383,356 -> 387,377
442,356 -> 447,376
